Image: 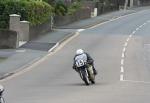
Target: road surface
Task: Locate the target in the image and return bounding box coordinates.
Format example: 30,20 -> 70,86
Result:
1,9 -> 150,103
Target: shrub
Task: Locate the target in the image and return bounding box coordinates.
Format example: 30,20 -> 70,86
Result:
54,1 -> 68,16
0,0 -> 53,29
67,1 -> 82,15
54,1 -> 82,16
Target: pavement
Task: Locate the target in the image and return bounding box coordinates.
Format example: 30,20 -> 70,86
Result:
0,7 -> 149,80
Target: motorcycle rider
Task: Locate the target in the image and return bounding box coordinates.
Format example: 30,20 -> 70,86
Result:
73,49 -> 97,75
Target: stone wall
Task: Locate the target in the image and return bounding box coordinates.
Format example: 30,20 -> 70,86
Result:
0,30 -> 18,49
9,14 -> 52,41
140,0 -> 150,5
29,19 -> 52,40
54,8 -> 91,27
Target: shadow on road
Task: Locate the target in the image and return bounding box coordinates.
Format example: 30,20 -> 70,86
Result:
62,82 -> 107,87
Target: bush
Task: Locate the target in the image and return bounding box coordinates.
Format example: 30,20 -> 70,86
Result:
54,1 -> 68,16
0,0 -> 53,29
67,1 -> 82,15
54,1 -> 82,16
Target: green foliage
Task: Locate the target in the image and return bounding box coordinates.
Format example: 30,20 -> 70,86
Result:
67,1 -> 82,15
42,0 -> 49,2
54,1 -> 82,16
0,0 -> 53,29
54,1 -> 68,16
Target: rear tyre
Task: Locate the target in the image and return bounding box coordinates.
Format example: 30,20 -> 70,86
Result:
91,80 -> 95,84
88,66 -> 95,84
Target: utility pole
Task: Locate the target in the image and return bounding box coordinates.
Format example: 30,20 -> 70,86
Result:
124,0 -> 128,10
130,0 -> 134,7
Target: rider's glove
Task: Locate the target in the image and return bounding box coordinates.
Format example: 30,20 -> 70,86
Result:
72,65 -> 76,69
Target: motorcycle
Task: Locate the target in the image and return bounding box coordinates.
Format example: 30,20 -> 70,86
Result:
0,97 -> 5,103
75,59 -> 95,85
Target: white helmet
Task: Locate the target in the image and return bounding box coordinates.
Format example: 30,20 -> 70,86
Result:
76,49 -> 84,55
0,85 -> 4,92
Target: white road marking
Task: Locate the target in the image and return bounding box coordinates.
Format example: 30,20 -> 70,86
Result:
48,43 -> 59,52
122,53 -> 125,58
123,47 -> 126,53
124,42 -> 128,47
126,38 -> 130,42
121,59 -> 124,65
143,22 -> 147,25
136,28 -> 139,31
121,66 -> 124,73
120,74 -> 124,81
89,11 -> 138,29
141,24 -> 145,27
139,25 -> 143,28
77,29 -> 85,32
132,31 -> 136,35
129,34 -> 132,38
120,20 -> 150,82
90,20 -> 111,29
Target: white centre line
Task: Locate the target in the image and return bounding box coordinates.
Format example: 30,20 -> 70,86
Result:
122,53 -> 125,58
120,20 -> 149,82
123,47 -> 126,53
129,34 -> 132,38
132,31 -> 136,35
136,28 -> 139,31
139,25 -> 143,28
121,59 -> 124,65
120,74 -> 124,81
121,66 -> 124,73
143,22 -> 147,25
124,42 -> 128,47
126,38 -> 130,42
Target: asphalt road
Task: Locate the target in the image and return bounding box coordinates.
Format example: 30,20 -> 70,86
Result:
1,9 -> 150,103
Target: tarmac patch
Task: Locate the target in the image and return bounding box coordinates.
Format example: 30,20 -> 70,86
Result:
20,42 -> 56,51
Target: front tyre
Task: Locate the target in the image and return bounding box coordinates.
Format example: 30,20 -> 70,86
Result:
80,69 -> 90,85
0,97 -> 5,103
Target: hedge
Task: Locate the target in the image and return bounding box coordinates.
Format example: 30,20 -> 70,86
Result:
54,1 -> 68,16
54,1 -> 82,16
0,0 -> 53,29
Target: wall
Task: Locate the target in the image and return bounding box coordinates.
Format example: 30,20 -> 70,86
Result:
0,30 -> 18,49
29,19 -> 52,40
54,8 -> 91,27
140,0 -> 150,5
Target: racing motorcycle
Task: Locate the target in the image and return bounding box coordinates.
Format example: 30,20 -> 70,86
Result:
75,59 -> 95,85
0,97 -> 5,103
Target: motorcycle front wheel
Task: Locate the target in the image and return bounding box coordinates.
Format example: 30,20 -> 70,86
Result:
79,69 -> 90,85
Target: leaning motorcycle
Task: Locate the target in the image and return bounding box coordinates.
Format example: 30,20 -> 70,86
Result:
75,59 -> 95,85
0,97 -> 5,103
